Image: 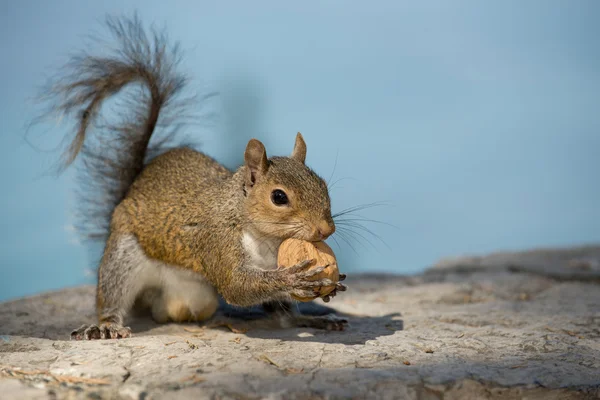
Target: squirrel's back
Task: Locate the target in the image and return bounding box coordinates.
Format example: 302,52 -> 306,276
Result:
111,147 -> 243,267
129,147 -> 232,199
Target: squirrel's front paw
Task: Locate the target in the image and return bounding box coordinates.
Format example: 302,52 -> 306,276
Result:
280,259 -> 337,300
321,273 -> 347,303
70,323 -> 132,340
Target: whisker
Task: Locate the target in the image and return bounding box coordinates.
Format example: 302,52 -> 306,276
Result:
326,148 -> 339,186
336,226 -> 379,251
332,201 -> 390,219
328,177 -> 358,192
248,220 -> 304,247
334,217 -> 399,230
333,229 -> 359,255
336,226 -> 374,250
335,221 -> 391,250
329,235 -> 342,250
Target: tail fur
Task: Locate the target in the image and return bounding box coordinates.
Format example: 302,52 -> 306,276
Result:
36,14 -> 208,243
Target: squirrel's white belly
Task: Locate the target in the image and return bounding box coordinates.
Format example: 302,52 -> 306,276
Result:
116,234 -> 219,322
241,230 -> 281,270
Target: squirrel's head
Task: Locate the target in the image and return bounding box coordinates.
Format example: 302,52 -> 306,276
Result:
242,133 -> 335,242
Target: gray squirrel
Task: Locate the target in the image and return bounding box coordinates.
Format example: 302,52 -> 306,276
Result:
39,15 -> 348,340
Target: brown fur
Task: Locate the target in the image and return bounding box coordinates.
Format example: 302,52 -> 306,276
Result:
113,144 -> 335,306
42,15 -> 347,340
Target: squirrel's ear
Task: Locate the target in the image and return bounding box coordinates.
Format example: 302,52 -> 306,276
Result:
291,132 -> 307,164
244,139 -> 268,186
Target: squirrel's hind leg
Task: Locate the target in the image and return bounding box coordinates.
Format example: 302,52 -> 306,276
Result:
262,301 -> 348,331
70,233 -> 220,340
71,234 -> 161,340
146,264 -> 219,324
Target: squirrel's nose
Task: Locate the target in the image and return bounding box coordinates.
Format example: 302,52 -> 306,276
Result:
317,221 -> 335,240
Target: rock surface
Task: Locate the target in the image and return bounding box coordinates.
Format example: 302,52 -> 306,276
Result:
1,245 -> 600,399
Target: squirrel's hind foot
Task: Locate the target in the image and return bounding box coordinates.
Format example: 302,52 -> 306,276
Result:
70,323 -> 132,340
289,314 -> 348,331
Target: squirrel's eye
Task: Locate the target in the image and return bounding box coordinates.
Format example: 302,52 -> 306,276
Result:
271,189 -> 289,206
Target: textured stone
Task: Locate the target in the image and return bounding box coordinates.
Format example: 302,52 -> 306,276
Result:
1,245 -> 600,399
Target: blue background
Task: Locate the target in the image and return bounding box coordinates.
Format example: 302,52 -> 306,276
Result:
1,1 -> 599,301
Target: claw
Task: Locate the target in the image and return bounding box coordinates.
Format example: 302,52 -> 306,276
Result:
317,278 -> 334,287
336,282 -> 348,292
293,278 -> 333,289
282,261 -> 348,302
70,323 -> 131,340
284,259 -> 316,276
319,281 -> 347,302
302,265 -> 326,278
326,291 -> 337,301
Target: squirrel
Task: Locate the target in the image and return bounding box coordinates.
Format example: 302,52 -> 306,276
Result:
38,15 -> 348,340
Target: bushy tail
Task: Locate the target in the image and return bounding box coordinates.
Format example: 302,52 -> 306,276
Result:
36,14 -> 205,243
